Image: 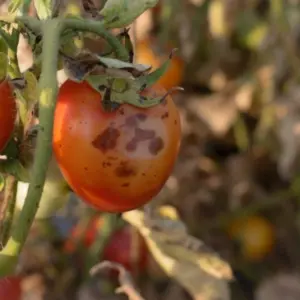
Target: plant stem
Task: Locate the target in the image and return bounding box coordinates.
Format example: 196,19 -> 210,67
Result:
0,19 -> 62,277
84,213 -> 118,276
0,176 -> 17,248
63,18 -> 129,61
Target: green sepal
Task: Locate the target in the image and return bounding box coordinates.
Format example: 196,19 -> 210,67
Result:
138,49 -> 177,89
86,74 -> 170,110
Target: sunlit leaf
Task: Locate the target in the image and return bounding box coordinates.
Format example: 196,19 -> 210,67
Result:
33,0 -> 54,20
100,0 -> 159,29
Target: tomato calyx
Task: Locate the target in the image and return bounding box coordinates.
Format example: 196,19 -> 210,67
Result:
60,40 -> 183,111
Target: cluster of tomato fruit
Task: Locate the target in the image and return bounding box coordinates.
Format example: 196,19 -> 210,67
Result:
0,36 -> 184,213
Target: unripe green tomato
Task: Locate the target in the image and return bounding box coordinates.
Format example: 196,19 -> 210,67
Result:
16,156 -> 70,219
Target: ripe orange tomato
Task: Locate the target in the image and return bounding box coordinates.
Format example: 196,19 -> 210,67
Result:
228,215 -> 275,261
135,37 -> 184,90
53,80 -> 181,212
0,81 -> 16,152
0,277 -> 22,300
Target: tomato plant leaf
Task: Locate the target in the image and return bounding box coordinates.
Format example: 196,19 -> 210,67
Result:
63,51 -> 151,82
0,53 -> 8,82
8,0 -> 23,13
0,160 -> 30,182
99,0 -> 159,29
63,54 -> 98,82
9,0 -> 32,15
138,49 -> 176,89
96,55 -> 151,74
33,0 -> 55,20
21,71 -> 38,106
123,209 -> 232,299
118,28 -> 134,63
0,28 -> 16,50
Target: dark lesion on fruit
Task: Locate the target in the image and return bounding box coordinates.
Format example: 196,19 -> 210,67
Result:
126,139 -> 138,152
148,137 -> 164,155
121,182 -> 130,187
102,161 -> 112,168
92,127 -> 120,152
135,128 -> 156,141
125,113 -> 148,127
115,161 -> 137,177
161,112 -> 169,119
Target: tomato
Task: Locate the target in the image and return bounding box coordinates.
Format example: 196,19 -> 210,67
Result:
228,215 -> 275,261
135,37 -> 184,90
53,80 -> 181,212
66,218 -> 148,273
0,80 -> 16,153
103,226 -> 148,273
65,217 -> 102,252
0,277 -> 22,300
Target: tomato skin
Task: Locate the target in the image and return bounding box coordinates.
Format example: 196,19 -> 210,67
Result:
66,219 -> 148,273
0,277 -> 22,300
53,80 -> 181,212
135,37 -> 184,90
0,81 -> 16,152
102,226 -> 148,273
228,215 -> 275,261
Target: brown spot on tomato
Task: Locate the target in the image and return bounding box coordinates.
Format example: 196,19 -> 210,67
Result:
102,162 -> 112,168
125,113 -> 147,127
142,173 -> 146,176
92,127 -> 120,153
126,139 -> 137,152
136,113 -> 147,121
115,162 -> 137,177
125,115 -> 139,127
107,156 -> 118,161
119,108 -> 125,115
148,137 -> 164,155
174,120 -> 177,125
122,183 -> 130,187
161,112 -> 169,119
134,128 -> 155,141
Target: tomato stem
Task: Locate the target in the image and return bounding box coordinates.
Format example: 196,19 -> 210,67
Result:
63,18 -> 129,61
83,213 -> 118,276
0,19 -> 62,277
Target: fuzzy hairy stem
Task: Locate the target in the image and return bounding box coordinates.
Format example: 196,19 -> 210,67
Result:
63,18 -> 129,61
0,19 -> 62,276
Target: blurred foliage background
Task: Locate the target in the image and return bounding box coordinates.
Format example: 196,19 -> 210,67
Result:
4,0 -> 300,299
